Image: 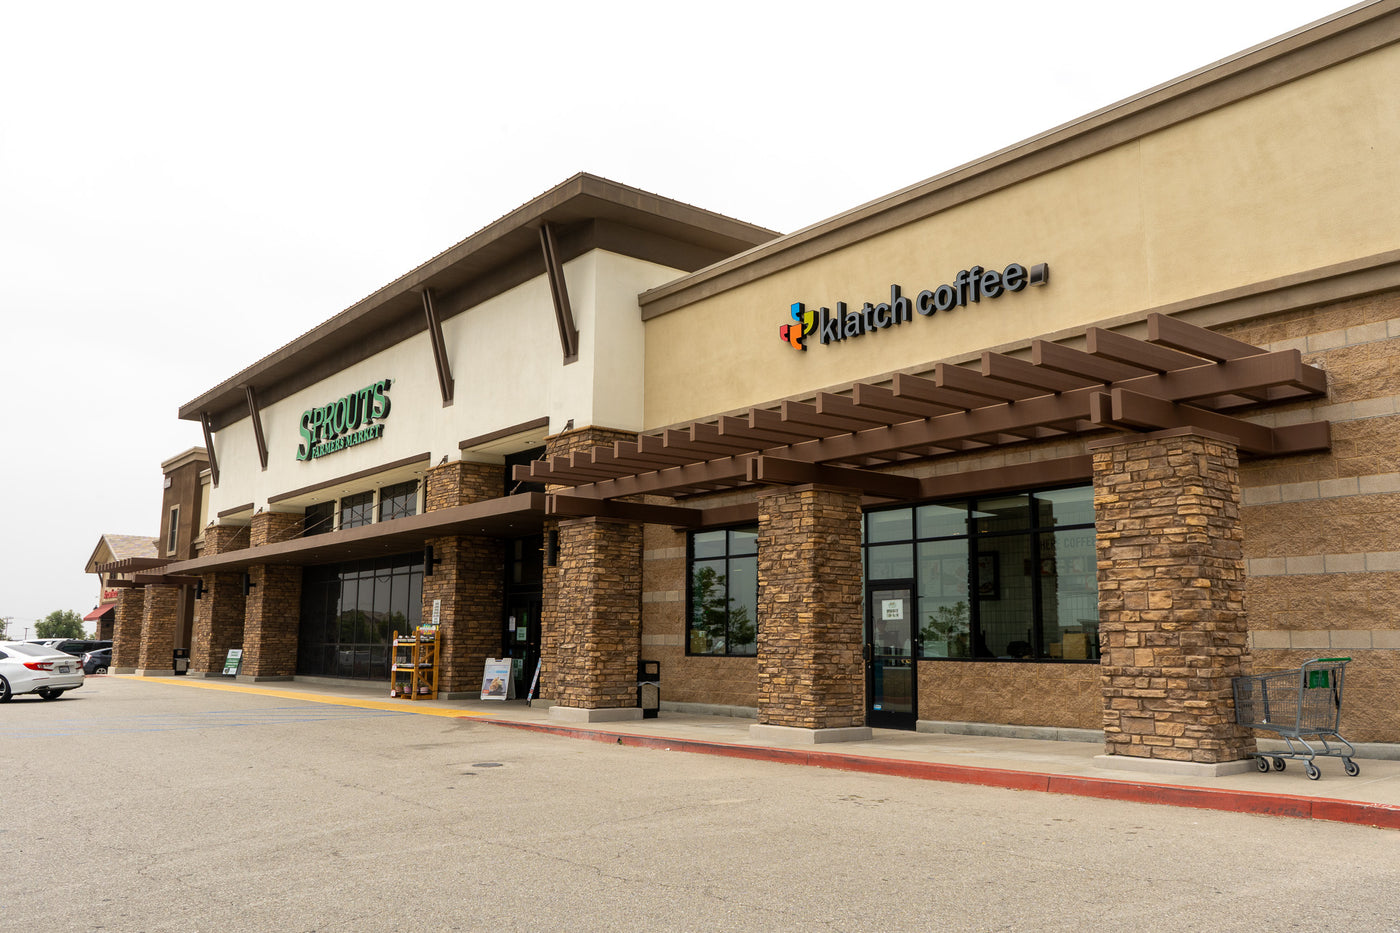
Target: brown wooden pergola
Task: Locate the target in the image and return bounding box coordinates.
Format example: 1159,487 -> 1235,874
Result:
519,314 -> 1329,521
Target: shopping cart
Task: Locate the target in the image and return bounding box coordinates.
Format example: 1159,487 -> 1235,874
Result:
1232,657 -> 1359,780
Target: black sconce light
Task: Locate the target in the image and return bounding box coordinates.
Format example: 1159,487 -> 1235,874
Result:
545,529 -> 559,567
242,573 -> 256,597
424,544 -> 442,577
194,579 -> 205,600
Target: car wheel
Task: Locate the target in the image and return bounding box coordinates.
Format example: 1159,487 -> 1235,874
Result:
0,677 -> 10,702
37,688 -> 64,701
96,666 -> 108,675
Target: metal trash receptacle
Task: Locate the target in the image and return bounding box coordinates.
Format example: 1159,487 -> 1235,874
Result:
638,659 -> 660,719
173,648 -> 190,675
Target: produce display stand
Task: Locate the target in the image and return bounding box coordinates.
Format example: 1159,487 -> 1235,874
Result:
389,628 -> 439,700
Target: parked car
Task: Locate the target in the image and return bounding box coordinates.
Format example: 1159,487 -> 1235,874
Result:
28,638 -> 111,659
0,641 -> 86,701
82,647 -> 112,675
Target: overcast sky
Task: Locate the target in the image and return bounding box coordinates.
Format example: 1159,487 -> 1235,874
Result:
0,0 -> 1355,636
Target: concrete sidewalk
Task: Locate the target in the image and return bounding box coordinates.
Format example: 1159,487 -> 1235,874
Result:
126,675 -> 1400,830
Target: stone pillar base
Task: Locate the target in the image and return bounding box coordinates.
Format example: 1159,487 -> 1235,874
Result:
750,724 -> 873,745
548,705 -> 643,723
134,668 -> 177,677
1093,754 -> 1257,778
112,667 -> 136,675
235,674 -> 294,683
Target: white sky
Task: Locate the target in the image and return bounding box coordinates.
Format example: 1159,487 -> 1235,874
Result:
0,0 -> 1356,636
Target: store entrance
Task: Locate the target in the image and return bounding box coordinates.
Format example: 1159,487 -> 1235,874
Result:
866,581 -> 917,729
503,534 -> 544,699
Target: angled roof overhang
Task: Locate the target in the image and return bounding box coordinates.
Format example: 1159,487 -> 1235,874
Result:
179,174 -> 780,431
516,315 -> 1330,504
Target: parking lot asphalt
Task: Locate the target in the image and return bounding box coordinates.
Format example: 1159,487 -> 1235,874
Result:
91,673 -> 1400,832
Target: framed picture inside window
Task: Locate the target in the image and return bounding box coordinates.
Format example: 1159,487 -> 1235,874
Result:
976,552 -> 1000,600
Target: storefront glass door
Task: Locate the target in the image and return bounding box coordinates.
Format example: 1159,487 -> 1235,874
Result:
867,582 -> 916,729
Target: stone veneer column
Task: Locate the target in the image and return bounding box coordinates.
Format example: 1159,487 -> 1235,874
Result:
751,484 -> 870,743
136,584 -> 180,676
241,511 -> 304,680
548,516 -> 644,721
537,426 -> 638,707
1093,429 -> 1256,772
111,587 -> 145,673
241,566 -> 301,679
423,461 -> 506,696
191,523 -> 248,676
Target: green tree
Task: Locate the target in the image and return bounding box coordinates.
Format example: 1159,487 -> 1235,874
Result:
36,609 -> 86,639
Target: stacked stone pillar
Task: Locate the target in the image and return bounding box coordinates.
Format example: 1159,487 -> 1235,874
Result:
111,587 -> 146,673
1093,429 -> 1256,767
752,485 -> 869,742
423,461 -> 506,696
538,426 -> 639,708
241,512 -> 304,680
548,515 -> 644,720
136,584 -> 181,675
190,523 -> 249,676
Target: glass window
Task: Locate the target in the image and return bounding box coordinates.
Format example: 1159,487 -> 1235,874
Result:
687,526 -> 759,656
340,492 -> 373,530
303,501 -> 335,537
166,506 -> 180,555
917,501 -> 968,539
296,552 -> 424,681
866,509 -> 912,543
378,481 -> 418,522
865,485 -> 1096,663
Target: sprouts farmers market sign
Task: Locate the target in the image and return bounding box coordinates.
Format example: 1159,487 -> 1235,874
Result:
296,378 -> 392,461
779,261 -> 1049,351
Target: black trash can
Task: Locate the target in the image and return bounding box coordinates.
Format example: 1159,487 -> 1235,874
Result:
173,648 -> 189,675
637,659 -> 660,719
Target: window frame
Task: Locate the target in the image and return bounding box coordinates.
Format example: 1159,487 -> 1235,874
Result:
862,483 -> 1097,663
685,524 -> 759,658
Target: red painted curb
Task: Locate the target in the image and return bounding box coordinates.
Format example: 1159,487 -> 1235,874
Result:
471,715 -> 1400,829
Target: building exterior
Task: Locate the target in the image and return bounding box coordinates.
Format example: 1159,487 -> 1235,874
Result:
109,3 -> 1400,773
84,534 -> 159,639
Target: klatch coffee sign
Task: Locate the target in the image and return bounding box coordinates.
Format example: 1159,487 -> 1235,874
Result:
780,262 -> 1049,351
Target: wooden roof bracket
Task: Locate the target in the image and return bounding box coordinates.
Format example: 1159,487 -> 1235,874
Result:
540,221 -> 580,363
199,411 -> 221,487
421,288 -> 455,405
243,385 -> 269,470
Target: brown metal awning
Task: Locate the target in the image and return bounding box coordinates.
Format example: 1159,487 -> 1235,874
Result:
516,314 -> 1330,501
161,492 -> 548,577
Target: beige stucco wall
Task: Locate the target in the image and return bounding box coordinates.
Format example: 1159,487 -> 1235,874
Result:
643,42 -> 1400,428
206,250 -> 680,517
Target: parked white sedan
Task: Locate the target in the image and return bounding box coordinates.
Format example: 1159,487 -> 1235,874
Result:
0,641 -> 85,701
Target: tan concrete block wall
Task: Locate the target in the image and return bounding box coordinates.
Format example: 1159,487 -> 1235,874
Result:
919,662 -> 1101,729
1223,290 -> 1400,741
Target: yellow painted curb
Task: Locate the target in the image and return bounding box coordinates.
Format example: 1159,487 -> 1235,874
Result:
110,674 -> 487,718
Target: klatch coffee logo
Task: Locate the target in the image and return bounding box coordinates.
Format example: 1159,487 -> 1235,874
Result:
781,262 -> 1048,351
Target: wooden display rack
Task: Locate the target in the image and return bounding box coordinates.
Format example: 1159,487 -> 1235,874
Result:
390,628 -> 439,700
